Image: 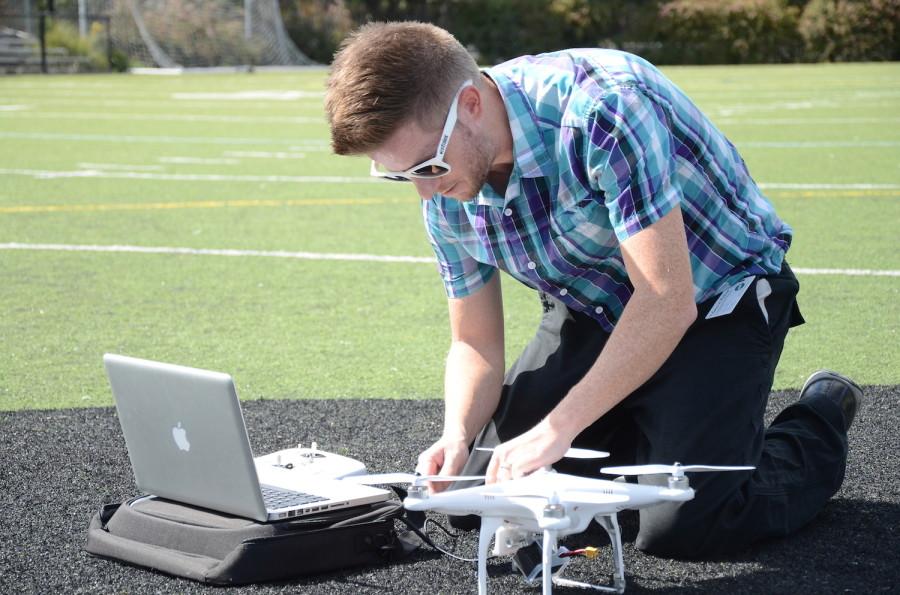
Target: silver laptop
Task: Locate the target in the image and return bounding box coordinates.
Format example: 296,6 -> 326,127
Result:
104,354 -> 391,522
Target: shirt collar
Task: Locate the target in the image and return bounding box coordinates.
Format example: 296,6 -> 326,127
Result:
473,68 -> 553,207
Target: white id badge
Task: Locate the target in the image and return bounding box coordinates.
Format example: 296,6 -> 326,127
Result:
705,276 -> 755,320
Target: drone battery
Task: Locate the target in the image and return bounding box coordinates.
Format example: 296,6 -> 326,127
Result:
512,541 -> 568,583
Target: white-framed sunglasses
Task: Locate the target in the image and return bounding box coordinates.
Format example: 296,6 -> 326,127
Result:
370,79 -> 474,182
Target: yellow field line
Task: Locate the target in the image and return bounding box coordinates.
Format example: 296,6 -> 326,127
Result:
0,189 -> 895,215
0,197 -> 406,214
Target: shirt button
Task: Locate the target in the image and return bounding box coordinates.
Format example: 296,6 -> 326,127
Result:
595,306 -> 604,314
504,208 -> 513,216
527,261 -> 537,270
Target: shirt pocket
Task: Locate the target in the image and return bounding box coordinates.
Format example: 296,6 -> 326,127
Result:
549,197 -> 619,270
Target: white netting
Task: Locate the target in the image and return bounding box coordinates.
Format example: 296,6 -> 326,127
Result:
84,0 -> 314,68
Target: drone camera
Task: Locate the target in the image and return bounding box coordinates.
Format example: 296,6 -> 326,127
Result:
511,540 -> 568,584
493,527 -> 532,556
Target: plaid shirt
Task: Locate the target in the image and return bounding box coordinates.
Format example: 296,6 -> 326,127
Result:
423,50 -> 792,332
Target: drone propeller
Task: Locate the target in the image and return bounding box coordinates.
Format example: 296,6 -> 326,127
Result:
346,472 -> 485,486
600,463 -> 754,478
475,446 -> 610,460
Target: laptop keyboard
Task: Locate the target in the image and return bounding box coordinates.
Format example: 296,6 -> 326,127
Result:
261,485 -> 328,510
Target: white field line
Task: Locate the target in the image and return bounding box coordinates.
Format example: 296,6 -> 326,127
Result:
0,104 -> 29,111
4,130 -> 896,152
716,117 -> 900,125
172,91 -> 325,100
740,140 -> 900,148
0,88 -> 142,97
1,243 -> 897,277
0,168 -> 376,184
78,162 -> 165,172
714,100 -> 838,115
758,182 -> 900,190
0,243 -> 435,264
0,81 -> 117,89
0,88 -> 324,99
2,167 -> 897,191
792,267 -> 900,277
687,89 -> 900,98
4,111 -> 325,124
223,151 -> 307,159
8,112 -> 897,143
710,99 -> 900,116
0,131 -> 325,146
3,86 -> 896,100
0,97 -> 324,109
158,157 -> 241,165
0,197 -> 401,213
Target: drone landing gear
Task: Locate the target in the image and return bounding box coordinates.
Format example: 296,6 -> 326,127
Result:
551,514 -> 626,594
477,517 -> 504,595
478,514 -> 626,595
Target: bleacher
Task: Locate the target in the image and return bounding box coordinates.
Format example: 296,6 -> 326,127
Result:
0,26 -> 92,74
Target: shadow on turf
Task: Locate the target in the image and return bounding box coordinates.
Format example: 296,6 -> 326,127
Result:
541,497 -> 899,593
76,497 -> 898,593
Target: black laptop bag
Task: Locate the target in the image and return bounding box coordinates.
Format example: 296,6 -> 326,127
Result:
84,495 -> 410,585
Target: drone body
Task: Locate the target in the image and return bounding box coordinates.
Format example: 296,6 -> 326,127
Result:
351,458 -> 752,595
404,469 -> 695,594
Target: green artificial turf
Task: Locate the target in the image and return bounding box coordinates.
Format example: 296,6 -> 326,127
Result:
0,63 -> 897,410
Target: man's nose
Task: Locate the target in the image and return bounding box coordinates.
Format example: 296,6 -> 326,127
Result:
413,177 -> 441,200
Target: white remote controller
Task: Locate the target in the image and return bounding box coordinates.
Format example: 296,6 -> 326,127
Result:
254,441 -> 368,481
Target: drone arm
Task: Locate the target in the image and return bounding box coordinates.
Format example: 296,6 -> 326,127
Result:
477,517 -> 504,595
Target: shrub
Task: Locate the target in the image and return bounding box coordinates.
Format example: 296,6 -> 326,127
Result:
655,0 -> 804,64
546,0 -> 662,50
799,0 -> 900,62
108,47 -> 130,72
45,18 -> 110,71
282,0 -> 354,64
294,0 -> 896,65
445,0 -> 570,64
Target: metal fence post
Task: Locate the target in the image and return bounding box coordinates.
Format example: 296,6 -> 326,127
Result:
38,12 -> 47,73
104,16 -> 112,71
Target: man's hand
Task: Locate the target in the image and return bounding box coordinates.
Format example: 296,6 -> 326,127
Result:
484,419 -> 574,484
415,436 -> 471,493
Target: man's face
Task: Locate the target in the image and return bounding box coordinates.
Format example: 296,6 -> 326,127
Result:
369,89 -> 494,202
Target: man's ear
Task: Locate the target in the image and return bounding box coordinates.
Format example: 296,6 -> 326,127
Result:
458,85 -> 482,125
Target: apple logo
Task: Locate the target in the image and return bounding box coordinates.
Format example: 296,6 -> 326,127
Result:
172,422 -> 191,452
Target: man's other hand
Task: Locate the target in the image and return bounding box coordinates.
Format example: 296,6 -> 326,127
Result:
415,436 -> 471,493
485,419 -> 572,484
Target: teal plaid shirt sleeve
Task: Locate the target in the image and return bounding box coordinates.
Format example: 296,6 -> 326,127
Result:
585,86 -> 682,242
423,198 -> 496,298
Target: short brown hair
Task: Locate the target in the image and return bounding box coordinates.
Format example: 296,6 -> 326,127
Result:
325,22 -> 481,156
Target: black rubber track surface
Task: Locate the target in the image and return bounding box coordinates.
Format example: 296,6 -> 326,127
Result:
2,387 -> 897,594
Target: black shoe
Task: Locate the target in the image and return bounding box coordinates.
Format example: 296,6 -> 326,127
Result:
799,370 -> 863,432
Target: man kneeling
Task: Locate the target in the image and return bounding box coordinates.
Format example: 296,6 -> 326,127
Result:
324,22 -> 862,557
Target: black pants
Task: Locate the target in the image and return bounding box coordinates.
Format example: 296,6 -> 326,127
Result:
454,264 -> 849,558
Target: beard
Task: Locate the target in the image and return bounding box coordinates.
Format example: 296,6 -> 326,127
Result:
450,122 -> 495,201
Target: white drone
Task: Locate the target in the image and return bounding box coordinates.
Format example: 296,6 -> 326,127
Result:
350,448 -> 752,595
